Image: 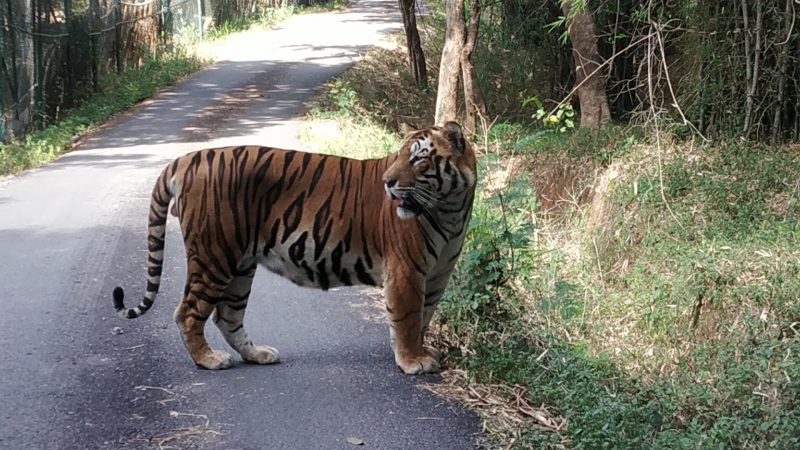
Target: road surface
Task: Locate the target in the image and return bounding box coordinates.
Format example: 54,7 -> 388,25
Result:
0,1 -> 481,448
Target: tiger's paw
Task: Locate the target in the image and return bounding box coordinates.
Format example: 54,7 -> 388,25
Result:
396,353 -> 441,375
243,345 -> 281,365
196,350 -> 236,370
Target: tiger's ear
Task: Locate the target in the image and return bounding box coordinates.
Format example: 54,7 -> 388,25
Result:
443,121 -> 466,155
399,122 -> 418,137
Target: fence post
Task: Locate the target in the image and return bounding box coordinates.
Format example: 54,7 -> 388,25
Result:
161,0 -> 172,48
197,0 -> 203,40
34,0 -> 44,113
64,0 -> 74,107
114,0 -> 122,73
0,22 -> 4,142
20,0 -> 34,129
160,0 -> 165,45
89,0 -> 99,91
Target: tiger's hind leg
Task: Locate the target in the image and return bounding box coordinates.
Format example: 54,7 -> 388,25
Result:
174,268 -> 235,370
212,265 -> 280,365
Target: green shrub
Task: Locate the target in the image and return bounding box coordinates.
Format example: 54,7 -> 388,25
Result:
438,130 -> 800,448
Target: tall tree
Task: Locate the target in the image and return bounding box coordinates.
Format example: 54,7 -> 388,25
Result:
435,0 -> 487,130
398,0 -> 427,87
18,0 -> 34,131
460,0 -> 486,131
561,1 -> 610,129
435,0 -> 464,125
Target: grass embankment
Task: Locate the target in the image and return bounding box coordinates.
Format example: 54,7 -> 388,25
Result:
0,0 -> 348,177
302,44 -> 800,449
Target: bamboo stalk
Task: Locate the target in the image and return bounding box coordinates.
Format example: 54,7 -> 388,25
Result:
748,0 -> 762,137
772,0 -> 793,144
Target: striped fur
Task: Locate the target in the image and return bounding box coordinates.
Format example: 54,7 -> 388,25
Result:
113,122 -> 476,373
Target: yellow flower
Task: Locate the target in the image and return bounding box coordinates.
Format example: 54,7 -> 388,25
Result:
547,115 -> 559,125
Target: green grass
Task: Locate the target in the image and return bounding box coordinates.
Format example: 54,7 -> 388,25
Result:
299,116 -> 399,160
205,8 -> 297,41
300,78 -> 403,159
304,0 -> 350,12
0,53 -> 203,175
437,133 -> 800,449
205,0 -> 349,41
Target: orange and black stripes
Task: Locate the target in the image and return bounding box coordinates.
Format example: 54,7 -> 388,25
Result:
113,162 -> 177,318
114,147 -> 401,317
111,122 -> 477,374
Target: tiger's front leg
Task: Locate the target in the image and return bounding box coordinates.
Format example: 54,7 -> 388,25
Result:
385,270 -> 441,375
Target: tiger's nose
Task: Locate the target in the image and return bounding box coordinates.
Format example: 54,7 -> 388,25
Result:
385,179 -> 397,188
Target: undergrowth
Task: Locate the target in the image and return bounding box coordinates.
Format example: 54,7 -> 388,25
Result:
439,132 -> 800,449
299,78 -> 401,159
205,7 -> 298,42
303,41 -> 800,448
204,0 -> 348,42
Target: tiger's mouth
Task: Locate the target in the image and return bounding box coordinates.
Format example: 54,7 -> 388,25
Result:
389,193 -> 423,217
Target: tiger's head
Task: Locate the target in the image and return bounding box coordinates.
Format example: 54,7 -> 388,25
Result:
382,122 -> 477,220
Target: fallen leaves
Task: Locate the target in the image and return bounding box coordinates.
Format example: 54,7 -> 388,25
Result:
421,368 -> 566,444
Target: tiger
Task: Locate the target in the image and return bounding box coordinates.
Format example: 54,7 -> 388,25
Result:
112,121 -> 476,374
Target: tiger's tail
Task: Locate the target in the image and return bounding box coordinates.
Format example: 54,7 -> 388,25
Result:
113,163 -> 175,319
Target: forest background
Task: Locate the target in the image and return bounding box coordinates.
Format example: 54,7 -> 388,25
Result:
3,0 -> 800,447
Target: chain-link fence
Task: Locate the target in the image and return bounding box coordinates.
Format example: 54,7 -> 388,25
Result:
1,0 -> 315,141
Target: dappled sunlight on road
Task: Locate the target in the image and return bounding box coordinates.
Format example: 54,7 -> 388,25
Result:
78,0 -> 401,153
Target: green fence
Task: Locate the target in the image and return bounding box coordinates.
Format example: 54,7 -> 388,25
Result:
0,0 -> 207,141
0,0 -> 305,141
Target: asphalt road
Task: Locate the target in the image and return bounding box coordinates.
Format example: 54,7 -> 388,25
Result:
0,1 -> 481,448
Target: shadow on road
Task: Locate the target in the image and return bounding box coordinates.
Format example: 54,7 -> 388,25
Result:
0,222 -> 479,449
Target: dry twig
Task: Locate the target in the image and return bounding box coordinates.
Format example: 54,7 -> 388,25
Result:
421,369 -> 566,442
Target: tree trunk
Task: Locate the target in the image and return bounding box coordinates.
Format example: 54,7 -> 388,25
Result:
771,0 -> 792,144
19,0 -> 34,128
460,0 -> 486,132
434,0 -> 464,125
743,0 -> 762,137
398,0 -> 427,88
562,1 -> 610,129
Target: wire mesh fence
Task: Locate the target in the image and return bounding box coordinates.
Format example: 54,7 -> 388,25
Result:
0,0 -> 310,141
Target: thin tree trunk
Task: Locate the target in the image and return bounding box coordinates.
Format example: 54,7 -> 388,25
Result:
398,0 -> 427,88
562,1 -> 610,129
741,0 -> 751,117
752,0 -> 762,132
19,0 -> 34,127
795,31 -> 800,140
64,0 -> 73,107
6,0 -> 19,116
460,0 -> 486,132
435,0 -> 464,125
742,0 -> 762,136
771,0 -> 790,144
